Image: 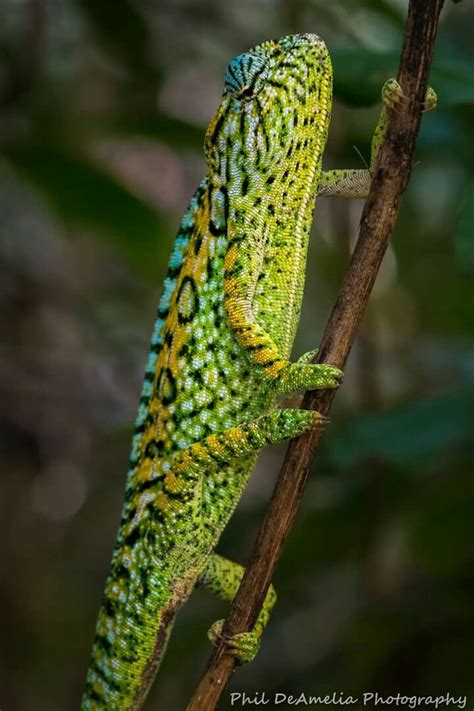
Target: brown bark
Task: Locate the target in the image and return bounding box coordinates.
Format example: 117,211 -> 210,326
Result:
187,1 -> 445,708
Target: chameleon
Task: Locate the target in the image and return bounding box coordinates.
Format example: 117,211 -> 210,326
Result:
81,32 -> 436,710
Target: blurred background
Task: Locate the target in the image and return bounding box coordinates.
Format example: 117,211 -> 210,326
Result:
0,1 -> 473,709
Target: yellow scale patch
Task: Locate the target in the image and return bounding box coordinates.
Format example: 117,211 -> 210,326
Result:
128,192 -> 216,486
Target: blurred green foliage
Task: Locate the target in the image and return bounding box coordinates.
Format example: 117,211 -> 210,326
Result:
0,1 -> 473,710
7,143 -> 170,275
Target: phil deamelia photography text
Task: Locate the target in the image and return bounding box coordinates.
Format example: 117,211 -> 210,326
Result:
229,692 -> 468,708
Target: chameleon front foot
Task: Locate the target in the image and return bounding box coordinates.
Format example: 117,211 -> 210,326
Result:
273,361 -> 343,396
208,619 -> 261,664
382,78 -> 405,112
297,348 -> 319,365
422,86 -> 437,113
382,78 -> 437,113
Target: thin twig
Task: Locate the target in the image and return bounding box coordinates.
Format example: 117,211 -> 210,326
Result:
187,1 -> 445,708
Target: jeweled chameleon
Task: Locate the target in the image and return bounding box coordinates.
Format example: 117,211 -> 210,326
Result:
81,33 -> 436,710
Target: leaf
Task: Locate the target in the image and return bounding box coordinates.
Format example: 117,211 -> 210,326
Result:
6,143 -> 171,276
455,177 -> 474,273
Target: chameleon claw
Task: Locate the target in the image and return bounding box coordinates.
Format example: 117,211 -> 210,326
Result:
297,348 -> 319,365
382,78 -> 406,112
422,86 -> 437,112
208,618 -> 225,646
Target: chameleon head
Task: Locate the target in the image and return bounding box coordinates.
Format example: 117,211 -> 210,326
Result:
205,33 -> 332,189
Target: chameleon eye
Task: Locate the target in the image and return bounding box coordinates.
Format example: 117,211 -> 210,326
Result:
224,51 -> 269,99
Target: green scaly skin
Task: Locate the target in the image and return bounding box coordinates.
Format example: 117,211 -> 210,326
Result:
81,34 -> 436,710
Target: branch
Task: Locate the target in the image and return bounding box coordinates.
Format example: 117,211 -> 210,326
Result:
187,1 -> 445,707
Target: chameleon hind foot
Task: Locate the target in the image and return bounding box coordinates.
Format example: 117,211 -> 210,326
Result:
198,555 -> 276,665
208,620 -> 261,664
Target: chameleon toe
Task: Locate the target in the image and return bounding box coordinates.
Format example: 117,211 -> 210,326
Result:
423,86 -> 437,112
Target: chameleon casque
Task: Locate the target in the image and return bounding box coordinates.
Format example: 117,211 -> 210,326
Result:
82,32 -> 436,710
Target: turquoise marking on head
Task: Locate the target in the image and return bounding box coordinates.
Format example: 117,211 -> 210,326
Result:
224,51 -> 269,97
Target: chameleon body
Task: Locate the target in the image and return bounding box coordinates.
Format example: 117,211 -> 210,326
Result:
82,33 -> 436,710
